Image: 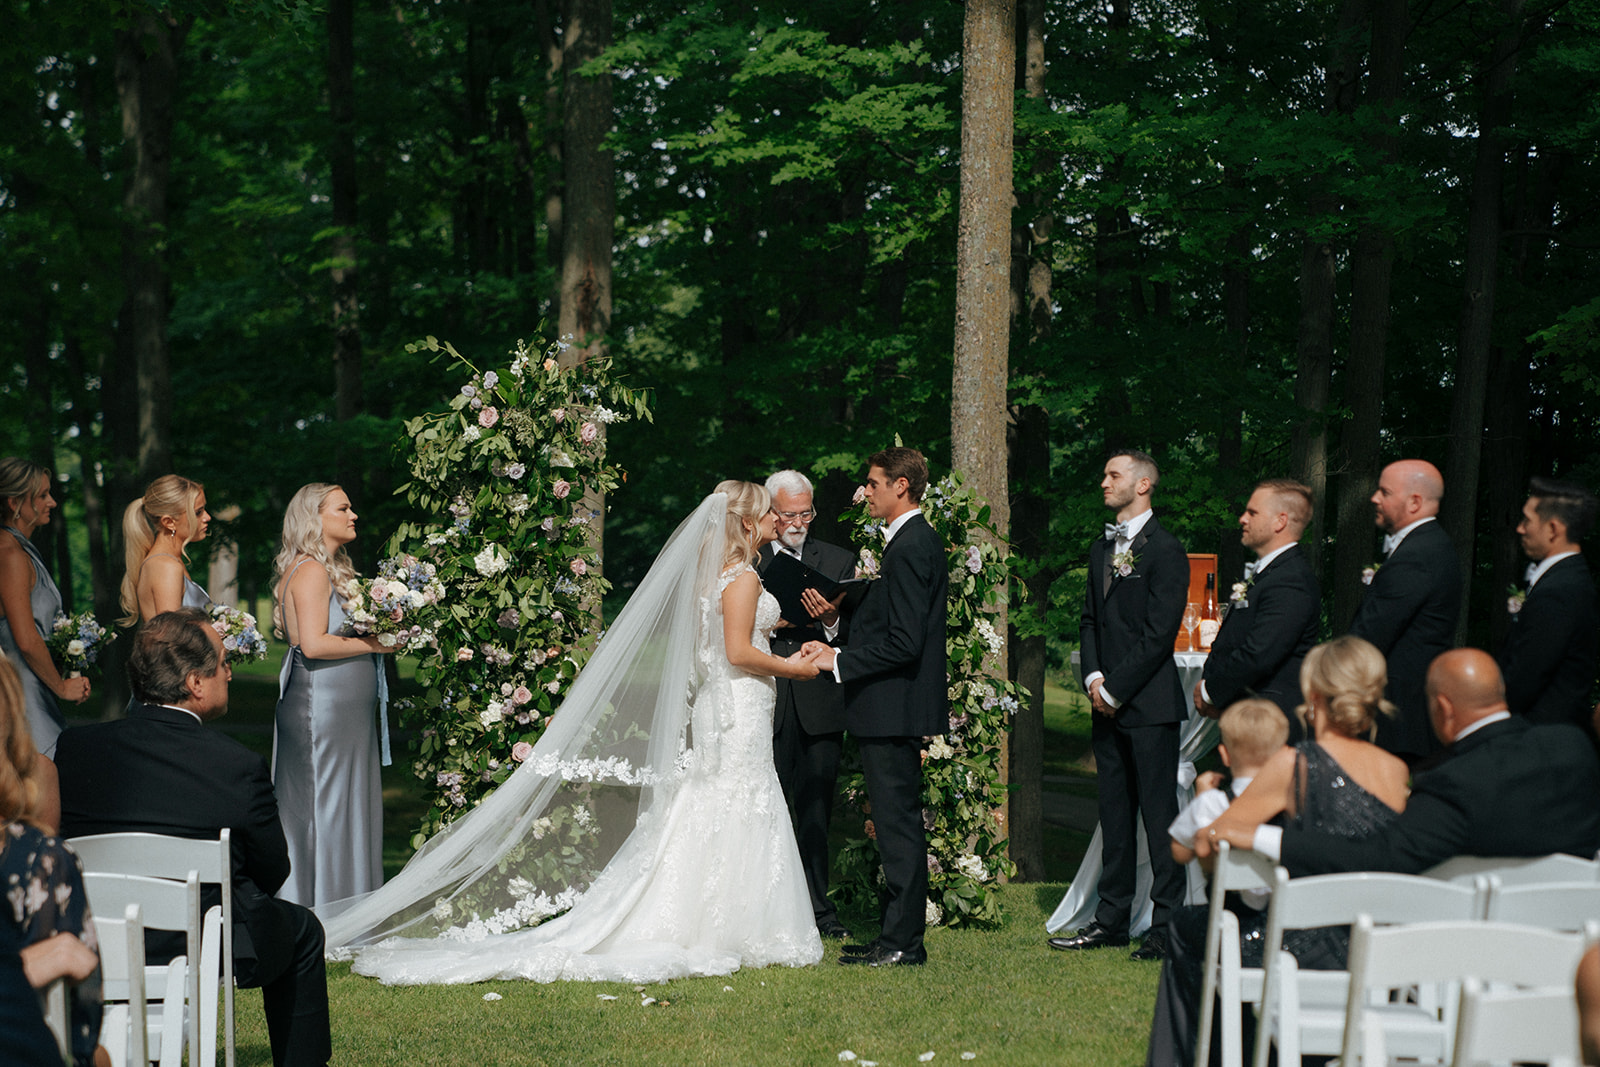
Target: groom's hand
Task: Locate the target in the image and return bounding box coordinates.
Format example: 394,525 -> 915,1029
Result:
800,641 -> 836,671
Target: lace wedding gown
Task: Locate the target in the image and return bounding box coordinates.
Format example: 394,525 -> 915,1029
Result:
323,496 -> 822,985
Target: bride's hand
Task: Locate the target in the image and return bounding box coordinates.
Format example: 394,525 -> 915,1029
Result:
798,641 -> 836,673
783,651 -> 821,679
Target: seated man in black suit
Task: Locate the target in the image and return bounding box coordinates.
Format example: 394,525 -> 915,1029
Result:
1349,459 -> 1461,764
56,609 -> 331,1067
1195,479 -> 1320,742
1498,476 -> 1600,733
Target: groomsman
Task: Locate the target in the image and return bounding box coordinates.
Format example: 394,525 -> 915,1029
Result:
1049,450 -> 1188,961
804,447 -> 947,967
1498,476 -> 1600,731
1348,460 -> 1461,763
757,469 -> 857,940
1195,479 -> 1320,741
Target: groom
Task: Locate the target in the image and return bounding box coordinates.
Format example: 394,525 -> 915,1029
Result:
805,447 -> 947,967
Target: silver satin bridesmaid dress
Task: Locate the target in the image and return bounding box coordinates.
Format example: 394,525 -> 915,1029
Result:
272,560 -> 383,907
0,527 -> 64,757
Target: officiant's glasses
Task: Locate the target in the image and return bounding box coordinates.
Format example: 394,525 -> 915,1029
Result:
777,508 -> 815,522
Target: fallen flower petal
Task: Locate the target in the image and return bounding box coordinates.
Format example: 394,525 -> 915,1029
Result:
723,986 -> 734,992
597,994 -> 618,1001
640,997 -> 657,1007
919,1054 -> 936,1063
838,1054 -> 858,1063
962,1056 -> 977,1062
482,992 -> 502,1001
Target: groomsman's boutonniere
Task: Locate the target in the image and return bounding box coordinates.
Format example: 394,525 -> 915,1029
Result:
1229,575 -> 1254,611
1111,548 -> 1139,578
1362,562 -> 1382,586
1506,584 -> 1527,616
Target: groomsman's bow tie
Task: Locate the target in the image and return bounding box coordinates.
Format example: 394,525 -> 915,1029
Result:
1243,561 -> 1260,579
1104,522 -> 1130,541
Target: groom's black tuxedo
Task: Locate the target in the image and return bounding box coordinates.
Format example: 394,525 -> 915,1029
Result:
837,511 -> 948,954
1202,544 -> 1320,741
1079,513 -> 1188,933
759,537 -> 857,926
56,704 -> 331,1067
1497,554 -> 1600,732
1280,716 -> 1600,876
1348,519 -> 1462,761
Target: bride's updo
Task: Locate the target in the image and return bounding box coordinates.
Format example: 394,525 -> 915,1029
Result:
715,480 -> 772,570
1296,635 -> 1396,740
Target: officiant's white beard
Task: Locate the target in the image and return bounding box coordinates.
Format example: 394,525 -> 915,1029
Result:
778,527 -> 807,552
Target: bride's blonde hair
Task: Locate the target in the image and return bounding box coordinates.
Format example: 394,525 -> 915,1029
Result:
272,483 -> 358,636
714,480 -> 771,570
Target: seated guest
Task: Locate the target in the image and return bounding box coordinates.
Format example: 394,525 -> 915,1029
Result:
0,658 -> 105,1067
1579,942 -> 1600,1066
1498,476 -> 1599,732
56,609 -> 331,1067
1203,645 -> 1600,876
1148,636 -> 1409,1067
1167,698 -> 1288,867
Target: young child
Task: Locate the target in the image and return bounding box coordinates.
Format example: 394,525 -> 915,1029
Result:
1168,698 -> 1289,866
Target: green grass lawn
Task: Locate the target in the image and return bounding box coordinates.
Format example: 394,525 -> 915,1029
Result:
210,650 -> 1152,1065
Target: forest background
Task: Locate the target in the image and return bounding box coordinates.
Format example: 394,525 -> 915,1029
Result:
3,0 -> 1598,879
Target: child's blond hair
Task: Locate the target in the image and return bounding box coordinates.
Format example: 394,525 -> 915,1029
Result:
1218,698 -> 1290,771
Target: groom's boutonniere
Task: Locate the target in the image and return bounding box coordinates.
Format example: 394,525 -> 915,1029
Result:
1361,562 -> 1382,586
1506,584 -> 1527,616
1111,548 -> 1139,578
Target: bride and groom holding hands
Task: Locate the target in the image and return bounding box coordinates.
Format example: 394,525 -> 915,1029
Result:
322,446 -> 948,982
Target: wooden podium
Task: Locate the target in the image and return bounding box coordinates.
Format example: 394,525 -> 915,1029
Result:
1174,553 -> 1218,652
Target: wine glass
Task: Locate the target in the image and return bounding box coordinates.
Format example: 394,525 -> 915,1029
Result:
1182,602 -> 1200,651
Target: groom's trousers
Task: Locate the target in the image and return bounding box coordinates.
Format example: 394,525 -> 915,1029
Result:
859,735 -> 927,953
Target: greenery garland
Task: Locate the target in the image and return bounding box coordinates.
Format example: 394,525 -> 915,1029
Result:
830,474 -> 1026,929
388,335 -> 651,848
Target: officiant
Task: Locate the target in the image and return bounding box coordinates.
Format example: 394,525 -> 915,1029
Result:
758,469 -> 857,941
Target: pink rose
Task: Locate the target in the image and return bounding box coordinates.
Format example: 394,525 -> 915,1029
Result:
570,557 -> 587,576
512,685 -> 533,705
456,647 -> 475,662
553,479 -> 571,499
543,359 -> 557,372
511,741 -> 534,763
852,485 -> 868,505
580,422 -> 598,444
479,407 -> 499,428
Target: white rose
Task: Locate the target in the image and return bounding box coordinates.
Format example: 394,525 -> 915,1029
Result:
377,632 -> 399,648
406,590 -> 427,609
66,640 -> 86,657
386,579 -> 410,600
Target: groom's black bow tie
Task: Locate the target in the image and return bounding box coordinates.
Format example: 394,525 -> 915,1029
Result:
1104,522 -> 1130,541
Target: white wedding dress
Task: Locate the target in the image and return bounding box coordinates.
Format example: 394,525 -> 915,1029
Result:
320,495 -> 822,984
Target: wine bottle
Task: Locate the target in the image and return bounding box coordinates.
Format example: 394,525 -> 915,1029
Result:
1199,572 -> 1220,651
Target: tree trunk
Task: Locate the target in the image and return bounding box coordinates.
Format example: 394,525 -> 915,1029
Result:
538,0 -> 563,319
556,0 -> 611,364
1440,0 -> 1526,637
1006,0 -> 1049,883
114,9 -> 190,487
1330,0 -> 1407,632
328,0 -> 364,499
952,0 -> 1015,856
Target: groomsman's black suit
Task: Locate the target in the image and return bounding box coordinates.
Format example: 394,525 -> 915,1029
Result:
1201,544 -> 1320,742
1280,716 -> 1600,875
1348,519 -> 1462,761
836,512 -> 947,955
56,704 -> 331,1067
1497,554 -> 1600,732
758,537 -> 857,929
1079,515 -> 1189,935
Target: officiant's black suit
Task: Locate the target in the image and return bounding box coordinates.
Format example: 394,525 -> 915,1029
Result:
759,537 -> 858,928
1497,554 -> 1600,732
1280,716 -> 1600,875
837,512 -> 947,955
1348,520 -> 1462,761
1079,515 -> 1188,935
1201,544 -> 1319,741
56,704 -> 331,1067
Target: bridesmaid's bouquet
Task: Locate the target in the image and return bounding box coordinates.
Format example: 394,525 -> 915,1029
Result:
209,604 -> 269,664
47,612 -> 115,677
344,554 -> 445,653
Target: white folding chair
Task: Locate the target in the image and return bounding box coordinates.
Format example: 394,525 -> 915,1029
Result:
95,903 -> 150,1067
1193,841 -> 1280,1067
71,830 -> 234,1067
43,976 -> 70,1062
1484,879 -> 1600,931
83,871 -> 200,1067
1452,975 -> 1582,1067
1341,917 -> 1590,1066
1424,853 -> 1600,888
1252,870 -> 1485,1067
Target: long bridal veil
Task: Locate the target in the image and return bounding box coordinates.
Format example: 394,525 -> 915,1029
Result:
318,492 -> 742,976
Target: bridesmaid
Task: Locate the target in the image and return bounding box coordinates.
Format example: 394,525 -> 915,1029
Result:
0,458 -> 89,762
271,483 -> 392,907
118,475 -> 212,627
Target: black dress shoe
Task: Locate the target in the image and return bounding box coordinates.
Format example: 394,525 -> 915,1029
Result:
840,939 -> 880,957
1130,930 -> 1169,961
838,944 -> 927,967
1046,922 -> 1129,951
817,917 -> 851,940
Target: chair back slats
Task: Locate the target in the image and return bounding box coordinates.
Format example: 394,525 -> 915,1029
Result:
1422,852 -> 1600,887
94,904 -> 149,1067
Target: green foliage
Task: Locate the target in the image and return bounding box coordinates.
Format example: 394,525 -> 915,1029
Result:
386,336 -> 652,842
830,474 -> 1025,930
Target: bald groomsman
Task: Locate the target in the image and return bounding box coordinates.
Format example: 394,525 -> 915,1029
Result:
1498,476 -> 1600,732
1195,479 -> 1320,743
1348,460 -> 1462,763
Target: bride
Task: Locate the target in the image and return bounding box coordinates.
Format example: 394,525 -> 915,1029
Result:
319,481 -> 827,983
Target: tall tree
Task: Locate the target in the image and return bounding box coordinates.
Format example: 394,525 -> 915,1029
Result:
557,0 -> 613,364
328,0 -> 364,496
